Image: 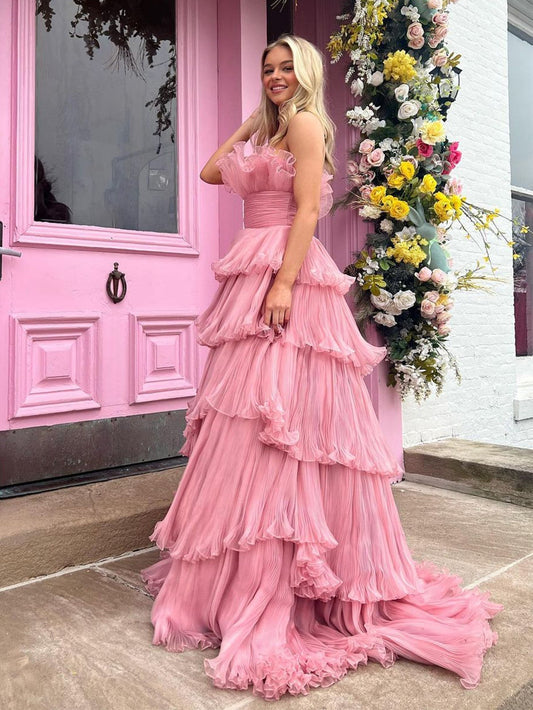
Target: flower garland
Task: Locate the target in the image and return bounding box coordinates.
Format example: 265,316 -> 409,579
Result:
328,0 -> 530,400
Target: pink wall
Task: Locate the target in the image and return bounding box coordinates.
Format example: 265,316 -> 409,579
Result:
294,0 -> 404,464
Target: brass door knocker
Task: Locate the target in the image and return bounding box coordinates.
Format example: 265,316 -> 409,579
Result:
106,262 -> 127,303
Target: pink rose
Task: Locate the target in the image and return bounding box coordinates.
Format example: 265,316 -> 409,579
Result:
421,300 -> 436,318
448,143 -> 462,167
434,25 -> 448,41
346,160 -> 358,175
427,0 -> 443,8
359,154 -> 371,173
408,36 -> 425,50
407,22 -> 424,40
432,12 -> 448,26
415,267 -> 432,282
359,185 -> 373,200
383,166 -> 395,178
359,139 -> 375,155
444,176 -> 463,195
349,173 -> 364,188
425,291 -> 440,302
436,311 -> 451,324
437,323 -> 451,336
430,268 -> 447,284
432,49 -> 447,67
434,304 -> 445,314
367,148 -> 386,167
416,139 -> 433,158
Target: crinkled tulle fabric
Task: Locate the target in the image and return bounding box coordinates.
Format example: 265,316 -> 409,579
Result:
214,140 -> 334,220
141,142 -> 503,701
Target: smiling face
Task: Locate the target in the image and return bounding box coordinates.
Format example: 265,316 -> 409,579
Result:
262,44 -> 299,108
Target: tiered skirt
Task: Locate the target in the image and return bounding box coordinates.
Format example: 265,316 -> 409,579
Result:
141,224 -> 503,700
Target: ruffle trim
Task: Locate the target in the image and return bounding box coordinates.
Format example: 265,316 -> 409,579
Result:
141,551 -> 503,699
212,227 -> 355,296
215,140 -> 334,220
178,344 -> 400,479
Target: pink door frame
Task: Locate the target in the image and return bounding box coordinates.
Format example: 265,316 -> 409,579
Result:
0,1 -> 218,431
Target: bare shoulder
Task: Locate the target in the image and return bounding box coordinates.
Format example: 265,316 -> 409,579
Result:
286,111 -> 324,157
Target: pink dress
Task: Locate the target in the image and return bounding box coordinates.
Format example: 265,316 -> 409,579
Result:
141,141 -> 503,700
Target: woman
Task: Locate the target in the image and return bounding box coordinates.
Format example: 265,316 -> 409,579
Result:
141,34 -> 502,701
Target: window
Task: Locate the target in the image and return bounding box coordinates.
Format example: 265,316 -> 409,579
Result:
35,0 -> 177,234
508,26 -> 533,355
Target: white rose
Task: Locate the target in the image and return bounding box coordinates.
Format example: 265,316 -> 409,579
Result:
370,289 -> 393,311
385,301 -> 403,316
374,312 -> 396,327
368,71 -> 384,86
398,100 -> 421,120
359,204 -> 382,219
380,218 -> 394,233
394,84 -> 410,102
393,290 -> 416,310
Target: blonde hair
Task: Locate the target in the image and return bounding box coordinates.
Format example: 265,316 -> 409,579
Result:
252,34 -> 336,175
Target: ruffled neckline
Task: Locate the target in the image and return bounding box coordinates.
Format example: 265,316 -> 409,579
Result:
219,140 -> 330,177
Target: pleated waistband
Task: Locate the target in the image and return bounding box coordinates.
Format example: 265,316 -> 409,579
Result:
244,190 -> 297,228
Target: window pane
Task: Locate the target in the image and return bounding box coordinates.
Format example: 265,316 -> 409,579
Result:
35,0 -> 177,233
513,196 -> 533,356
508,31 -> 533,193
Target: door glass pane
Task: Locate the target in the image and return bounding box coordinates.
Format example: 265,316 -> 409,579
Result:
35,0 -> 177,233
508,31 -> 533,193
513,196 -> 533,356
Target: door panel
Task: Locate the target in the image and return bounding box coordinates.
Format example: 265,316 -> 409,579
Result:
0,0 -> 219,487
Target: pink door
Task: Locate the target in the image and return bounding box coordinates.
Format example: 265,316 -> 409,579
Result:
0,0 -> 219,491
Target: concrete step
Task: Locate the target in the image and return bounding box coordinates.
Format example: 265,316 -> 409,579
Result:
404,438 -> 533,508
0,466 -> 185,587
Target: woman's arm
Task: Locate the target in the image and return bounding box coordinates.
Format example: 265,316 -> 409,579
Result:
262,111 -> 325,329
200,111 -> 258,184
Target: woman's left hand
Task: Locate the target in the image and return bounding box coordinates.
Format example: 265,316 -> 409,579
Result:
262,280 -> 292,331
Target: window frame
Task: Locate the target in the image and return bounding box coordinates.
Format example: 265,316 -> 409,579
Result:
12,0 -> 201,256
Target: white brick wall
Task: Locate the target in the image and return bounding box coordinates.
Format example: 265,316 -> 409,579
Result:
402,0 -> 533,449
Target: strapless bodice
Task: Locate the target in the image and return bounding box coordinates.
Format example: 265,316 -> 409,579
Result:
243,190 -> 296,228
215,141 -> 333,223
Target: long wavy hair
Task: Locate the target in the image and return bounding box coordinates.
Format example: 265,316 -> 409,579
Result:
252,34 -> 336,175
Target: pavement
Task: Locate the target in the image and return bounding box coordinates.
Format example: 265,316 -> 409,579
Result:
1,479 -> 532,710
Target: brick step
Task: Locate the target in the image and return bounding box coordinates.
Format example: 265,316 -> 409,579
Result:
1,466 -> 185,587
404,438 -> 533,508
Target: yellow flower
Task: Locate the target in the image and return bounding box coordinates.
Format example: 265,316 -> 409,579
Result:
434,199 -> 454,223
370,186 -> 387,204
448,194 -> 463,217
387,172 -> 406,189
383,50 -> 417,83
399,161 -> 415,180
419,174 -> 437,194
386,235 -> 426,267
381,195 -> 396,212
389,199 -> 411,220
420,120 -> 446,145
